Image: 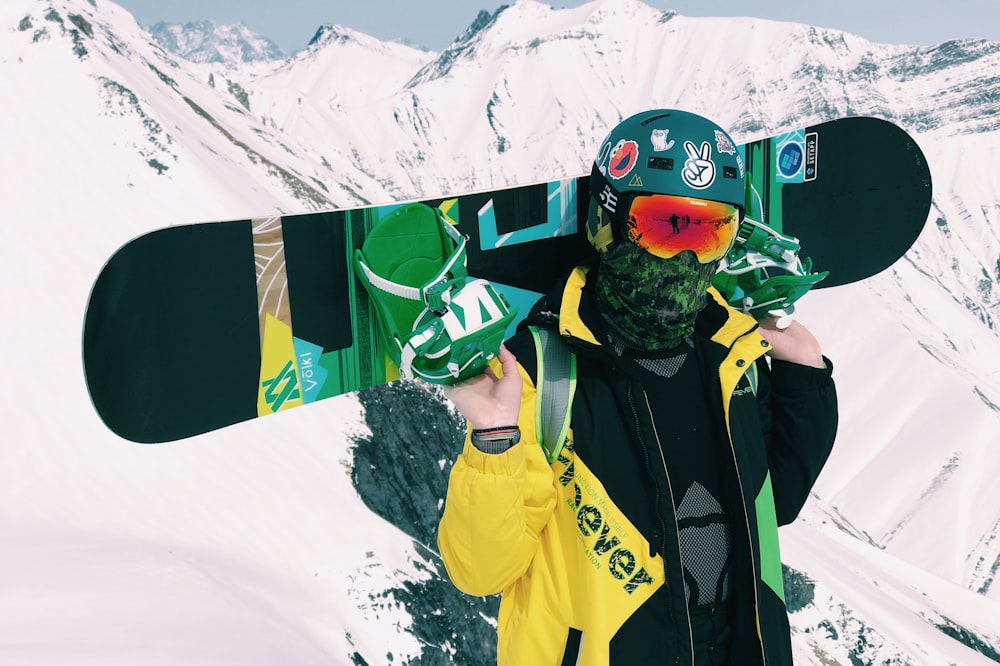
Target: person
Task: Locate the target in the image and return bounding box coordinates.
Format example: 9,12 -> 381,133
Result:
437,109 -> 838,666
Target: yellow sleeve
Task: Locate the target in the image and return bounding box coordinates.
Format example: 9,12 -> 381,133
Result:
436,360 -> 557,597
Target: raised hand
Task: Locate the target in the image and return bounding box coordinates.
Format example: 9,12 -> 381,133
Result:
443,344 -> 523,430
757,317 -> 825,369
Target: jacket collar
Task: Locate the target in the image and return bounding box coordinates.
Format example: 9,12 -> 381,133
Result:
522,265 -> 760,355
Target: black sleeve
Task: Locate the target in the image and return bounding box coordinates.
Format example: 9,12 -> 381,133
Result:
505,328 -> 541,386
757,357 -> 838,525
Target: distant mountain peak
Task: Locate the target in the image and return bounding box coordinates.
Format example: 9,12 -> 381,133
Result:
303,22 -> 433,56
306,24 -> 352,48
149,20 -> 285,66
448,6 -> 505,50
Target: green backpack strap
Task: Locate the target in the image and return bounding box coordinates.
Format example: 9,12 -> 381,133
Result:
528,325 -> 577,463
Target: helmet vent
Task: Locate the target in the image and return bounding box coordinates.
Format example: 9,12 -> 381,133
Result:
648,156 -> 674,171
640,113 -> 672,126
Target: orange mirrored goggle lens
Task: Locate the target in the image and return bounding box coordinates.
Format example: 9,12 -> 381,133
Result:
625,194 -> 741,263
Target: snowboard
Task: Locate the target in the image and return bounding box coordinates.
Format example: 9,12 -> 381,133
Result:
83,116 -> 931,443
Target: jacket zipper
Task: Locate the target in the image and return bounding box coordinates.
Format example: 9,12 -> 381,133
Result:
724,387 -> 768,666
640,388 -> 696,666
723,333 -> 769,665
627,380 -> 694,666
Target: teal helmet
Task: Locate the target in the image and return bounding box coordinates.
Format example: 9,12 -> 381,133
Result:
587,109 -> 746,254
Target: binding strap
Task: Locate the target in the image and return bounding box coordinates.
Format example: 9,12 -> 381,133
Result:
354,230 -> 468,309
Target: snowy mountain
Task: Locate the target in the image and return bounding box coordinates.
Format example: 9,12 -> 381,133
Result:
148,19 -> 285,67
2,0 -> 1000,664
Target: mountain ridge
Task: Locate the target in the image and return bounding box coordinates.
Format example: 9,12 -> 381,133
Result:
148,19 -> 286,66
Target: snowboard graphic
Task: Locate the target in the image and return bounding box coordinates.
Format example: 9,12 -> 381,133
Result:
83,117 -> 931,443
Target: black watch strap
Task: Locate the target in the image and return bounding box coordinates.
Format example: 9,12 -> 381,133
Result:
471,426 -> 521,454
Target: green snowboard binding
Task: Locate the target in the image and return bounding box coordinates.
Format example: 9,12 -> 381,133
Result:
713,216 -> 829,321
353,203 -> 517,384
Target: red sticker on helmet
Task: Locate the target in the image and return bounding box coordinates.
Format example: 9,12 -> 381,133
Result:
608,140 -> 639,180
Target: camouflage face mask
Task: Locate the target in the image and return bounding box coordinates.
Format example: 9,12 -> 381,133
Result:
594,243 -> 718,351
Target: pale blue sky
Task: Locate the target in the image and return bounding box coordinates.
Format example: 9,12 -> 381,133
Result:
116,0 -> 1000,54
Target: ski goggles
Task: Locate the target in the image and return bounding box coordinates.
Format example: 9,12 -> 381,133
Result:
624,194 -> 742,264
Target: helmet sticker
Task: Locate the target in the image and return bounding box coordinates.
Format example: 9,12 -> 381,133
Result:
682,140 -> 716,190
650,129 -> 675,152
608,139 -> 640,180
714,130 -> 736,155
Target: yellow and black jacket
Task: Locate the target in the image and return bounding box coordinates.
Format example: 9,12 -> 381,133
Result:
438,266 -> 838,665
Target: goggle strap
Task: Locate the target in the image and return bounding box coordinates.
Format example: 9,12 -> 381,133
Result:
590,163 -> 629,231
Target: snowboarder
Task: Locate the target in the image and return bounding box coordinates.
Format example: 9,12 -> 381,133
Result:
438,109 -> 838,665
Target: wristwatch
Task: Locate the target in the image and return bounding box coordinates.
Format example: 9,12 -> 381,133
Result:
471,426 -> 521,454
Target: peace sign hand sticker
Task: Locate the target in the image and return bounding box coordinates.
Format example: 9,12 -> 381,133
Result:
682,140 -> 716,190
